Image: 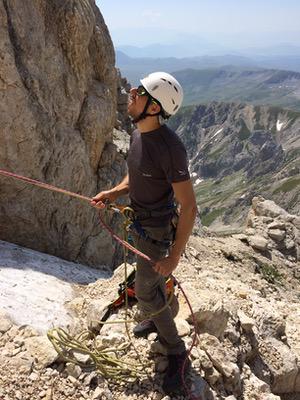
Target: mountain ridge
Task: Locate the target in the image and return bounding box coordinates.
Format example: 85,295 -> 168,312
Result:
116,50 -> 300,83
169,101 -> 300,231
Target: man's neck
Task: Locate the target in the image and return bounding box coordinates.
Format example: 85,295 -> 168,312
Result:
137,117 -> 161,133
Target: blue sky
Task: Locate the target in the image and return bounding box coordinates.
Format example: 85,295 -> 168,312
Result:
96,0 -> 300,48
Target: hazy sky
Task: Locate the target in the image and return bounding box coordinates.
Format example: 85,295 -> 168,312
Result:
96,0 -> 300,48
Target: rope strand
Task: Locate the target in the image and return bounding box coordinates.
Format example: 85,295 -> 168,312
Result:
0,167 -> 200,398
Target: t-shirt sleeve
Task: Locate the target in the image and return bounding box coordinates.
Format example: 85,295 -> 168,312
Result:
129,130 -> 136,146
161,144 -> 190,183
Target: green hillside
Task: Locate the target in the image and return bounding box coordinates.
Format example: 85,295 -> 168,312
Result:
173,68 -> 300,111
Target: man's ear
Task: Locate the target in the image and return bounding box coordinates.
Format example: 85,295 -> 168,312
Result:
149,102 -> 161,115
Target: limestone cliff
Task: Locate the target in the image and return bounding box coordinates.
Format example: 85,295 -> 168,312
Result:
0,0 -> 128,267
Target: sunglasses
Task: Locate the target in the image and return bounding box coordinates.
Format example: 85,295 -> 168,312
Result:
136,85 -> 160,106
136,85 -> 149,96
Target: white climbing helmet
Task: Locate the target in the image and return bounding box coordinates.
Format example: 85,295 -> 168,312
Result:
140,72 -> 183,117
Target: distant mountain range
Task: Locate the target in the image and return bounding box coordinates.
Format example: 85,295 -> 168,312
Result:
116,42 -> 300,59
117,51 -> 300,111
116,51 -> 300,85
173,68 -> 300,111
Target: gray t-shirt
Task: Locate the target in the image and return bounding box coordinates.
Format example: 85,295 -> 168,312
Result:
127,125 -> 190,224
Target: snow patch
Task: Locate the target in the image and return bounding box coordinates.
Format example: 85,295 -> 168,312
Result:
0,240 -> 109,332
276,120 -> 285,131
212,128 -> 223,139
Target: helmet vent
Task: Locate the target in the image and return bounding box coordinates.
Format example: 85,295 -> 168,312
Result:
168,81 -> 172,85
173,105 -> 179,111
161,78 -> 167,82
151,85 -> 159,91
172,99 -> 176,104
174,86 -> 178,93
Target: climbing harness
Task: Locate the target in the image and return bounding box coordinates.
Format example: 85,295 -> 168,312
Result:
0,168 -> 199,399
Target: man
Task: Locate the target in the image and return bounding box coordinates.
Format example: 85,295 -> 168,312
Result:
91,72 -> 197,394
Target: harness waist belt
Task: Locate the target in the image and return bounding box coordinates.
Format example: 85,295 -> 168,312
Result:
133,204 -> 176,220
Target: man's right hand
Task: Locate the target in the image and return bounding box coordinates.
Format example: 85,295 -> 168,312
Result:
90,190 -> 118,209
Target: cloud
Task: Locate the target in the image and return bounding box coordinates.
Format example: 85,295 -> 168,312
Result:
141,9 -> 162,21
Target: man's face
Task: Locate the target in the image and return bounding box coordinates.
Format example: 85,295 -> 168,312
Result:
128,86 -> 150,119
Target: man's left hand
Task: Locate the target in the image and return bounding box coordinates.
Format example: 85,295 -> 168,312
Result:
153,255 -> 180,277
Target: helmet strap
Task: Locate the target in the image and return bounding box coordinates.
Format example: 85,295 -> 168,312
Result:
132,96 -> 161,124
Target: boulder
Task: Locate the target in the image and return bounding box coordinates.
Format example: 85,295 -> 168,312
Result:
178,285 -> 229,338
174,318 -> 191,337
257,338 -> 298,393
24,335 -> 59,369
199,333 -> 241,394
252,303 -> 286,339
252,197 -> 288,219
243,371 -> 281,400
237,310 -> 255,333
248,235 -> 269,251
268,229 -> 286,242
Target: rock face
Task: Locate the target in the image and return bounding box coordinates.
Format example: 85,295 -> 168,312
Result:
0,0 -> 128,267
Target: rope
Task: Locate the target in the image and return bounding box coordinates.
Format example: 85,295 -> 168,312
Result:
0,168 -> 152,263
0,168 -> 200,398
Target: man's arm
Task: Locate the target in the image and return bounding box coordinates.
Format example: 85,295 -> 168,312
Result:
91,174 -> 129,209
154,179 -> 197,277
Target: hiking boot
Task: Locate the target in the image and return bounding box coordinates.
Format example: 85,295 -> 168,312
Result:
133,319 -> 157,338
162,351 -> 191,394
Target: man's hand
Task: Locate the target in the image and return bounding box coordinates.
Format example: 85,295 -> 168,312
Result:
153,254 -> 180,277
90,190 -> 117,209
91,175 -> 129,209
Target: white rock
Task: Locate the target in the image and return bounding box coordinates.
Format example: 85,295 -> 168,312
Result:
0,310 -> 13,334
258,338 -> 298,393
99,313 -> 133,337
177,285 -> 229,338
199,333 -> 240,390
148,332 -> 157,341
268,221 -> 286,230
249,235 -> 269,251
100,332 -> 127,347
24,335 -> 59,369
91,388 -> 102,400
175,318 -> 191,337
285,238 -> 295,250
65,363 -> 82,379
0,318 -> 12,334
73,352 -> 91,364
86,299 -> 113,331
5,353 -> 35,374
268,229 -> 285,241
237,311 -> 255,333
252,198 -> 288,218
